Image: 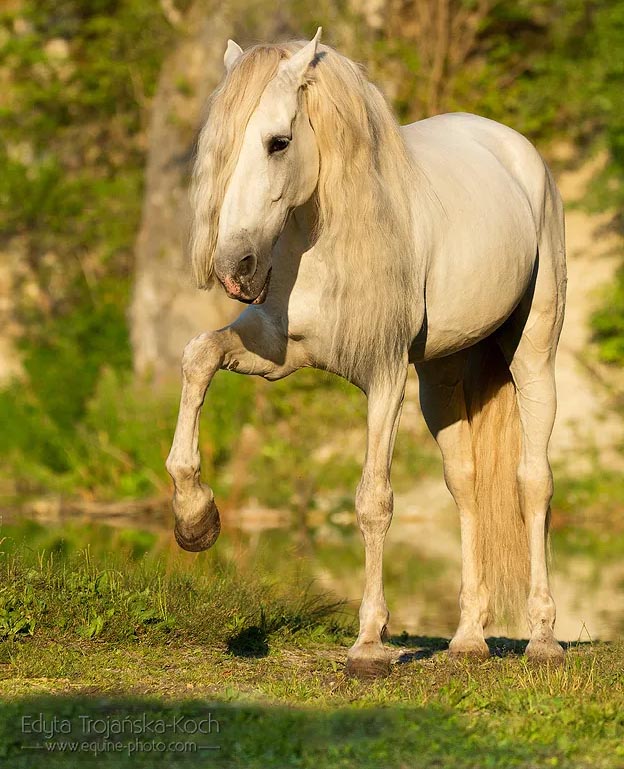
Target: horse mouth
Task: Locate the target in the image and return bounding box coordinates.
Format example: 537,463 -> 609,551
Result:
235,267 -> 271,305
222,267 -> 272,305
251,268 -> 271,304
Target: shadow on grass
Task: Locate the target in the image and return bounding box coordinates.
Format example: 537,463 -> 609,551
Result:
0,693 -> 544,769
389,634 -> 449,663
389,635 -> 588,664
486,638 -> 590,656
389,634 -> 531,660
226,626 -> 270,658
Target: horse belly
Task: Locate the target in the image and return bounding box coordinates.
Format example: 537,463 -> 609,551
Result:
411,220 -> 537,362
416,264 -> 531,362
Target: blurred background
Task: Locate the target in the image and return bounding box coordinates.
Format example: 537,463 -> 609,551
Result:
0,0 -> 623,642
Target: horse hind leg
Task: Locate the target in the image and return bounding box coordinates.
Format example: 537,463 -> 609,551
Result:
416,353 -> 490,658
498,329 -> 564,661
497,203 -> 566,662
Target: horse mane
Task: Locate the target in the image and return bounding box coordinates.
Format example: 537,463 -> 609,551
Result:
302,46 -> 422,381
191,42 -> 424,381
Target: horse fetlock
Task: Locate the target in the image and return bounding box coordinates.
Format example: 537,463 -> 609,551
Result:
173,485 -> 221,552
166,458 -> 199,485
358,599 -> 389,632
525,614 -> 564,662
527,594 -> 556,633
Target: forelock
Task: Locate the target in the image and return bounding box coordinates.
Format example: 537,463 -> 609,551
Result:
189,44 -> 287,287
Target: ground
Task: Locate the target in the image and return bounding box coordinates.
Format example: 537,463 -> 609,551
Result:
1,638 -> 623,768
0,537 -> 623,768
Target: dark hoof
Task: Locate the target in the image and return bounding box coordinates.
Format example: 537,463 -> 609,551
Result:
173,490 -> 221,552
345,648 -> 391,680
526,638 -> 565,665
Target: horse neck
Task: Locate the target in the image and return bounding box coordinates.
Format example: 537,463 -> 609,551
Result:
273,197 -> 319,276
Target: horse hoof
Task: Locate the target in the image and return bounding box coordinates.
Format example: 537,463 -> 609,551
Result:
173,489 -> 221,552
345,645 -> 391,679
526,637 -> 565,664
448,637 -> 490,660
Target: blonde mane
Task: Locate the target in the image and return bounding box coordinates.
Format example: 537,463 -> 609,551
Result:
303,46 -> 421,380
191,42 -> 423,380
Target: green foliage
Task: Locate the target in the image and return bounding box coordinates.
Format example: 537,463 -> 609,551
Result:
552,463 -> 624,563
0,520 -> 352,649
0,0 -> 175,492
591,267 -> 624,365
0,0 -> 171,256
0,364 -> 169,497
248,370 -> 366,511
1,357 -> 407,508
0,584 -> 45,640
580,1 -> 624,215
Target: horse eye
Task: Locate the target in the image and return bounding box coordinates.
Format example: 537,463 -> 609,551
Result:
268,136 -> 290,155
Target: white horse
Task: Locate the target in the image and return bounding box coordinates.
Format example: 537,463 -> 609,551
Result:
166,29 -> 567,676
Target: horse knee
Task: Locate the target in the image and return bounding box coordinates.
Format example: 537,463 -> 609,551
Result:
182,332 -> 223,384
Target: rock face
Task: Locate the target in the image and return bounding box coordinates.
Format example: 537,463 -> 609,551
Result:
130,5 -> 241,382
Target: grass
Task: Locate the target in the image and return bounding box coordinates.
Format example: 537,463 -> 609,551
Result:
0,522 -> 623,767
0,522 -> 352,650
2,641 -> 623,768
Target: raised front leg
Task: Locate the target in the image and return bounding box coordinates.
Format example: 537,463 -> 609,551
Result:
345,365 -> 407,678
166,311 -> 298,551
166,330 -> 223,551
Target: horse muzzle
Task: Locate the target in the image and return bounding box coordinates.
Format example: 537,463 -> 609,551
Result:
220,265 -> 272,305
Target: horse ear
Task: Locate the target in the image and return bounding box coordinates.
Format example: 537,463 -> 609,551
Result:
281,27 -> 322,86
224,39 -> 243,73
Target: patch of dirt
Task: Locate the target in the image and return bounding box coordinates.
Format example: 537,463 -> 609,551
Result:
551,159 -> 624,471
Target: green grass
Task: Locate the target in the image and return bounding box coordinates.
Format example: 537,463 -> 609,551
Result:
0,522 -> 351,650
2,642 -> 623,768
0,522 -> 623,767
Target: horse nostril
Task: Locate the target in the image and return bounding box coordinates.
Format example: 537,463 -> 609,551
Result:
237,254 -> 257,280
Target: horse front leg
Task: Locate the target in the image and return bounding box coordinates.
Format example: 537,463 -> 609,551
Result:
166,313 -> 295,551
345,364 -> 407,678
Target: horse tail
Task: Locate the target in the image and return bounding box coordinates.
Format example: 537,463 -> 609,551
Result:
463,338 -> 529,626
